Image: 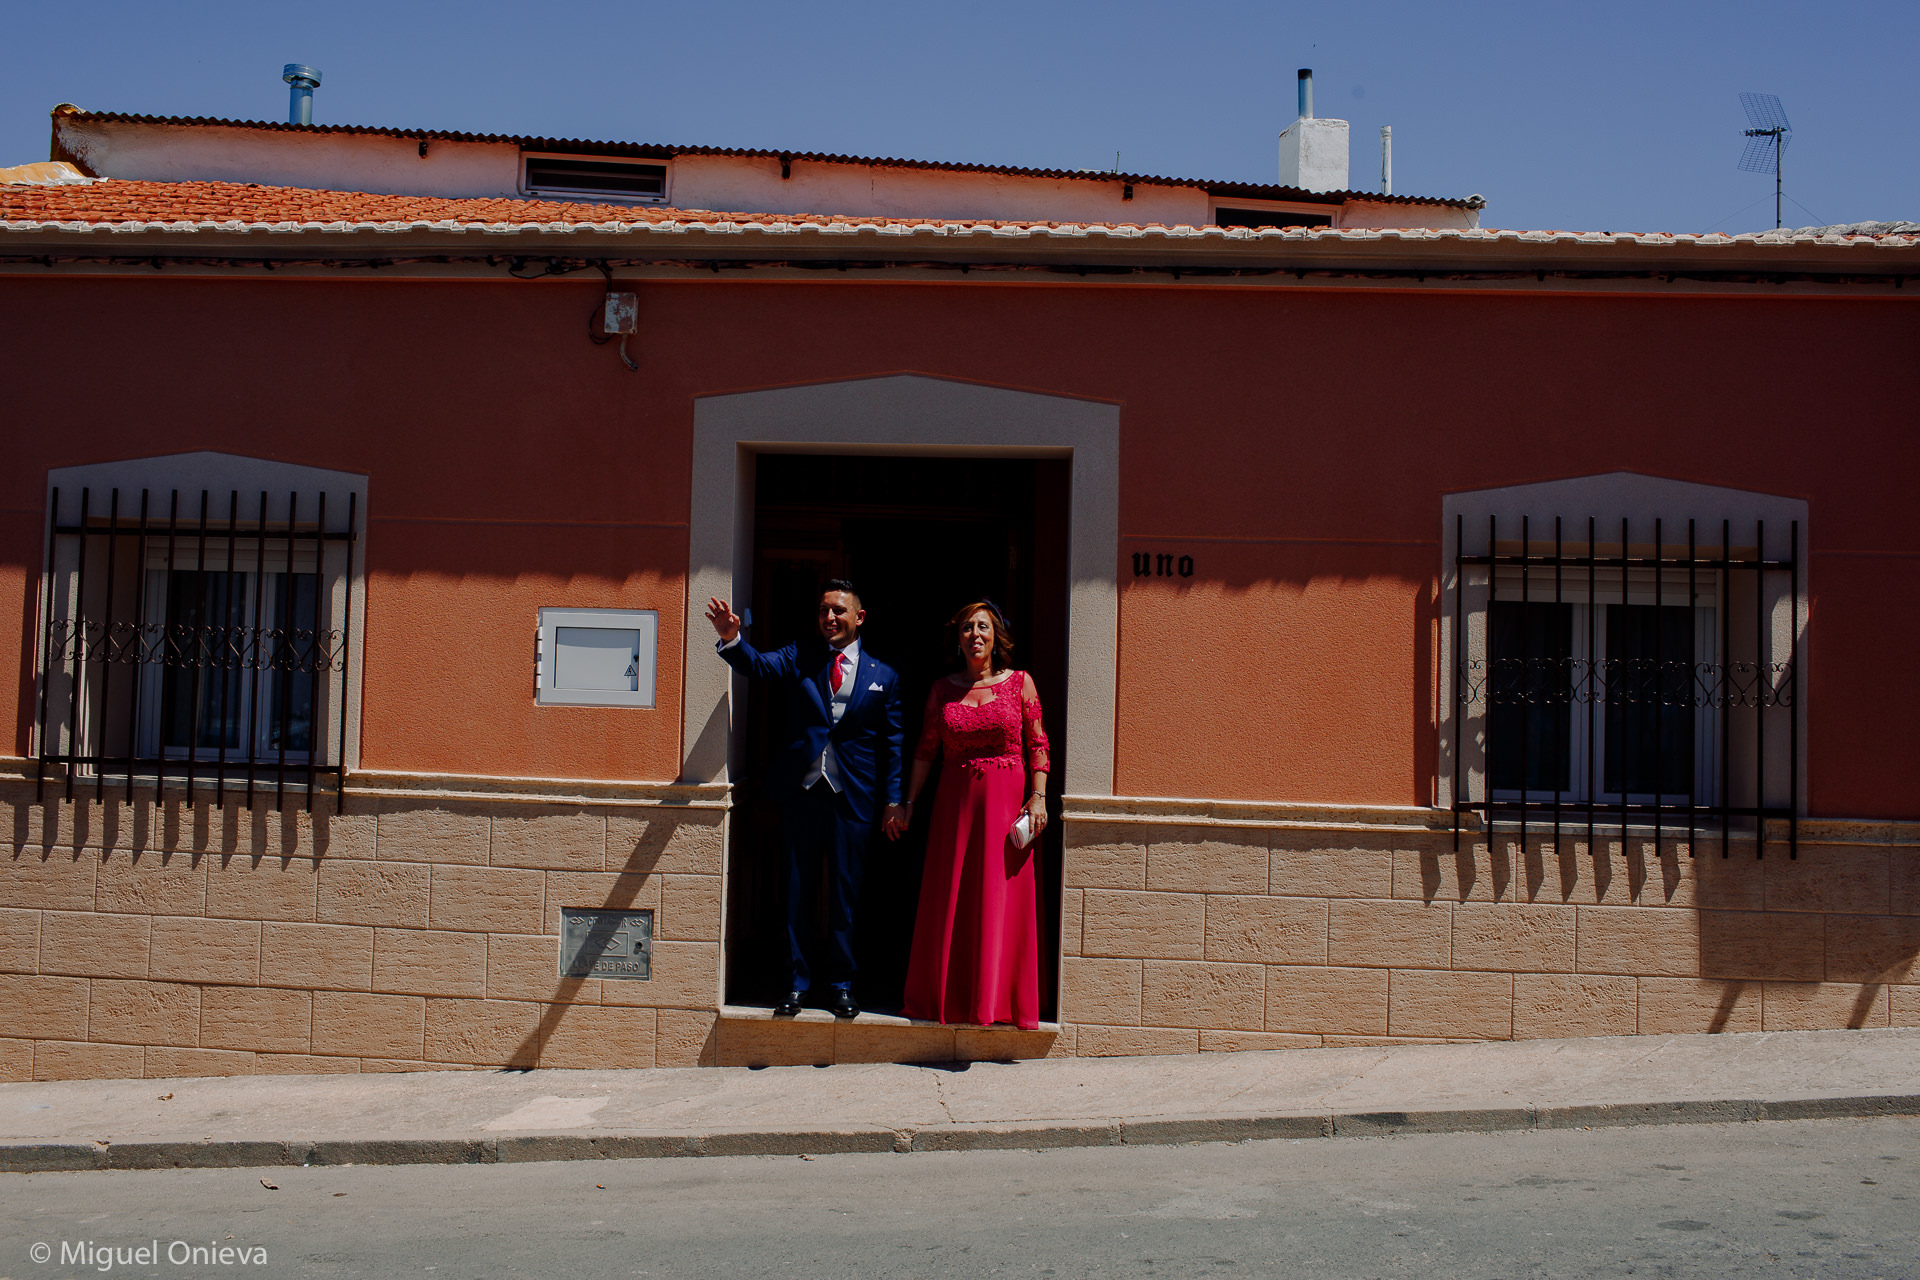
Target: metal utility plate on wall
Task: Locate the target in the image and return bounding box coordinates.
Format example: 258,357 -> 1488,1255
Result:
536,607 -> 658,707
560,909 -> 654,980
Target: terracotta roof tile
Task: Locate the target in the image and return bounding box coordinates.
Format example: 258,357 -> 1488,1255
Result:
0,177 -> 1431,236
4,179 -> 1917,253
0,178 -> 696,227
2,177 -> 1208,233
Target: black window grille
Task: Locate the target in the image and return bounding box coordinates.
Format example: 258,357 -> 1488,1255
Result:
35,486 -> 359,813
1452,514 -> 1799,858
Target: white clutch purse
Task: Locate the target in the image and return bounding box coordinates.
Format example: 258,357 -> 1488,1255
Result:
1009,812 -> 1035,849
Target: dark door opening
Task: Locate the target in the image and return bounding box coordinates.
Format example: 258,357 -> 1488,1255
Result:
725,453 -> 1070,1022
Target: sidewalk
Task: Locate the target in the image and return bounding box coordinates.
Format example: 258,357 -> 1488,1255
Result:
3,1028 -> 1917,1173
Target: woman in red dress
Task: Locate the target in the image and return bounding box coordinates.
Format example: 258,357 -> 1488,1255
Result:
887,600 -> 1050,1030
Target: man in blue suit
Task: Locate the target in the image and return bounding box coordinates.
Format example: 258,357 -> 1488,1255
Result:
706,580 -> 905,1019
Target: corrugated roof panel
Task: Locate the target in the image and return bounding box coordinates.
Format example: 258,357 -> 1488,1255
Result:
50,105 -> 1482,210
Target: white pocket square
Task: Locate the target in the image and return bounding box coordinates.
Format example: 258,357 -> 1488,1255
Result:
867,682 -> 884,691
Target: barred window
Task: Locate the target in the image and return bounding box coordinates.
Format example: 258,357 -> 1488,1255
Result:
36,468 -> 362,813
1441,478 -> 1806,860
1484,567 -> 1720,804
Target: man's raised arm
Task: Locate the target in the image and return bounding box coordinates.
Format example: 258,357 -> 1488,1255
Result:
707,596 -> 799,680
704,596 -> 742,645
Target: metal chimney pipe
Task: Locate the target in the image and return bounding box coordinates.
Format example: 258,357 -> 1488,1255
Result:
282,64 -> 321,125
1297,68 -> 1314,120
1381,125 -> 1393,195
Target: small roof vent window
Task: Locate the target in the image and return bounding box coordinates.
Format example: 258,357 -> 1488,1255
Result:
1214,207 -> 1332,229
523,154 -> 669,202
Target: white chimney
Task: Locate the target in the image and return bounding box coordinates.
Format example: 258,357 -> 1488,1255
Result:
1278,68 -> 1349,192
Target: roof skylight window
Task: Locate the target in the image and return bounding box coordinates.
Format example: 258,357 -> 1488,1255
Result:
1214,207 -> 1332,229
523,154 -> 669,202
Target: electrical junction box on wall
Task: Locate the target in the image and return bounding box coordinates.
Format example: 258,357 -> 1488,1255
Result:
535,607 -> 658,707
602,293 -> 638,334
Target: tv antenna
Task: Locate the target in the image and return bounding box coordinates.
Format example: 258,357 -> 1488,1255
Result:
1738,92 -> 1791,229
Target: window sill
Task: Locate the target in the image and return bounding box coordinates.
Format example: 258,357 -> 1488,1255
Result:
348,767 -> 730,809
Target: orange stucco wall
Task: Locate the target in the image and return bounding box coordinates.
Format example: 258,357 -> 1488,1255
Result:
2,276 -> 1914,815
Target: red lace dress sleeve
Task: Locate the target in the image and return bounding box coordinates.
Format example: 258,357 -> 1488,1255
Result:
1020,673 -> 1051,776
913,681 -> 946,765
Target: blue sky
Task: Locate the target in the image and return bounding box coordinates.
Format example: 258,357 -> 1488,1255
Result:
6,0 -> 1913,232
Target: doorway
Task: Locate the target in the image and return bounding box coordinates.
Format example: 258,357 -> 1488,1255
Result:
724,453 -> 1071,1020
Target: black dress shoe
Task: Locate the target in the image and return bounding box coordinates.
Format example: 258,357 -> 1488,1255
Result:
827,989 -> 860,1020
773,990 -> 804,1017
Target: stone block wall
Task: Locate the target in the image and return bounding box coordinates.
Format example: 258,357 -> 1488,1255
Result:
0,778 -> 729,1081
1057,811 -> 1920,1052
6,775 -> 1916,1080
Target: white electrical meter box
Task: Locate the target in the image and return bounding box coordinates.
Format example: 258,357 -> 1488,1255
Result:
536,608 -> 658,708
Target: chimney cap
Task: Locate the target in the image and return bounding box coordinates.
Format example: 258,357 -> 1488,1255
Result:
282,64 -> 322,88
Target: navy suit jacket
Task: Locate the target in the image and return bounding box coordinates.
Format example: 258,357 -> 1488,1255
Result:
720,636 -> 904,826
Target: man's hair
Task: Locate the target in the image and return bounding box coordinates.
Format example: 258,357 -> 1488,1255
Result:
821,578 -> 861,607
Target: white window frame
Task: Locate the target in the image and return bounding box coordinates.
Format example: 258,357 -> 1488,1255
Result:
1209,196 -> 1339,228
520,151 -> 672,205
1438,473 -> 1809,825
133,541 -> 323,765
1486,567 -> 1721,808
39,453 -> 368,798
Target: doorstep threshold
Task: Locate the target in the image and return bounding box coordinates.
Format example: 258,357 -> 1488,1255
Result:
717,1003 -> 1060,1034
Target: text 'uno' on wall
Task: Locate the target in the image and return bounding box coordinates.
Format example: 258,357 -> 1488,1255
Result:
1132,552 -> 1195,578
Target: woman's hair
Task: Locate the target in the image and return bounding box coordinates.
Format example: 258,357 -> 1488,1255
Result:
948,599 -> 1015,672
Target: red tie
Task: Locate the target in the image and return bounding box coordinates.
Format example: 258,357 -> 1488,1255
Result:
830,652 -> 847,693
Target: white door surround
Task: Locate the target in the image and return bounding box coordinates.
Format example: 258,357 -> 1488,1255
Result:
681,374 -> 1121,798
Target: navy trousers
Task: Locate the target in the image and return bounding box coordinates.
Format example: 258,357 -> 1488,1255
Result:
781,781 -> 872,991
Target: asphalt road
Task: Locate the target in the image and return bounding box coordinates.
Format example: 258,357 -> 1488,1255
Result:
3,1117 -> 1915,1279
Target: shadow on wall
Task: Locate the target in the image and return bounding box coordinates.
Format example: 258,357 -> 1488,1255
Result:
1694,842 -> 1916,1031
1409,833 -> 1915,1032
9,791 -> 352,862
1118,537 -> 1433,596
1414,575 -> 1438,806
11,556 -> 35,754
507,812 -> 721,1070
1117,539 -> 1434,803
